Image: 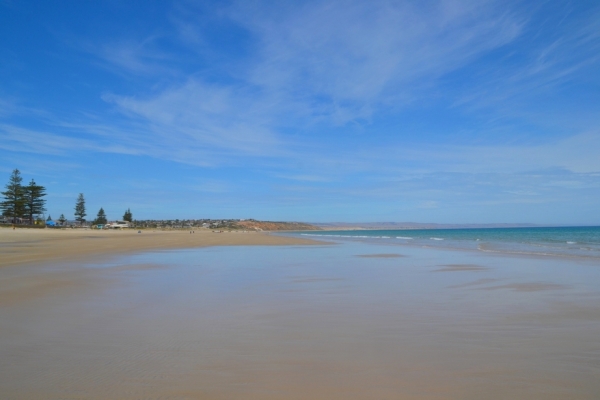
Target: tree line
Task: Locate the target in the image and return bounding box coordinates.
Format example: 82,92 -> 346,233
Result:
1,169 -> 133,227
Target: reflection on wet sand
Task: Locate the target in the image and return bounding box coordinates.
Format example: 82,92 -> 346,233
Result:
1,244 -> 599,399
480,282 -> 569,292
447,278 -> 500,288
434,263 -> 489,272
356,253 -> 406,258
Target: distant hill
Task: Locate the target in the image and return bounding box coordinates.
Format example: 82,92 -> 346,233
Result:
313,222 -> 540,230
232,220 -> 321,231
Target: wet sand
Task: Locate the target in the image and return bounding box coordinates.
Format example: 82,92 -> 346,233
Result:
356,253 -> 405,258
434,264 -> 489,272
1,239 -> 599,399
0,227 -> 321,268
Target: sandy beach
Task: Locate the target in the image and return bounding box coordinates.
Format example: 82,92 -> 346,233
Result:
0,227 -> 322,268
1,230 -> 600,399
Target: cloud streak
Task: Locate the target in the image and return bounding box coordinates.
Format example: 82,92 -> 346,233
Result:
85,0 -> 532,166
233,0 -> 523,123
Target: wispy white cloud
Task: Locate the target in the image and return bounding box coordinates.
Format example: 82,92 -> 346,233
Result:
85,0 -> 530,166
418,200 -> 439,209
0,123 -> 141,156
450,4 -> 600,124
440,130 -> 600,173
98,38 -> 176,76
64,0 -> 597,175
2,0 -> 599,224
103,79 -> 283,157
350,130 -> 600,174
0,97 -> 17,117
273,173 -> 333,183
228,0 -> 524,124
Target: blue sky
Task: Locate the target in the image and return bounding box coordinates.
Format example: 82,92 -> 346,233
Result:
1,0 -> 599,224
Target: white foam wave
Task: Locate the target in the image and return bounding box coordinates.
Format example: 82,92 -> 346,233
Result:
396,236 -> 413,240
301,233 -> 398,240
301,234 -> 342,237
430,237 -> 444,241
567,241 -> 576,244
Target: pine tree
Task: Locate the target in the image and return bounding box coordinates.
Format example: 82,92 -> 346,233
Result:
58,214 -> 66,225
0,169 -> 25,221
46,215 -> 52,221
95,207 -> 107,225
23,179 -> 47,224
123,208 -> 132,222
74,193 -> 86,224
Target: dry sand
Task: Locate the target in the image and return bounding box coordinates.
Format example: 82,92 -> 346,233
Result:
0,227 -> 322,268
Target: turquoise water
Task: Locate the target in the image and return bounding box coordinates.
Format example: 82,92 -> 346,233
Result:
297,226 -> 600,259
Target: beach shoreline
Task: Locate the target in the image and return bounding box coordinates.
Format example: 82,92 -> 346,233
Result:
0,227 -> 326,269
1,238 -> 599,399
2,228 -> 600,398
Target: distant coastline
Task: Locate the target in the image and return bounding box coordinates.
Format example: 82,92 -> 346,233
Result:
313,222 -> 555,230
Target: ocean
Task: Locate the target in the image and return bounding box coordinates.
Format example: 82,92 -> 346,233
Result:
297,226 -> 600,259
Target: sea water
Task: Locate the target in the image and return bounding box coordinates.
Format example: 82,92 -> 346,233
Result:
298,226 -> 600,259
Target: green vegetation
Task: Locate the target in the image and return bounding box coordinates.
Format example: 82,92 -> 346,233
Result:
23,179 -> 47,224
94,207 -> 107,225
1,168 -> 317,231
123,208 -> 132,222
74,193 -> 86,224
1,169 -> 46,224
0,169 -> 25,220
1,168 -> 145,229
